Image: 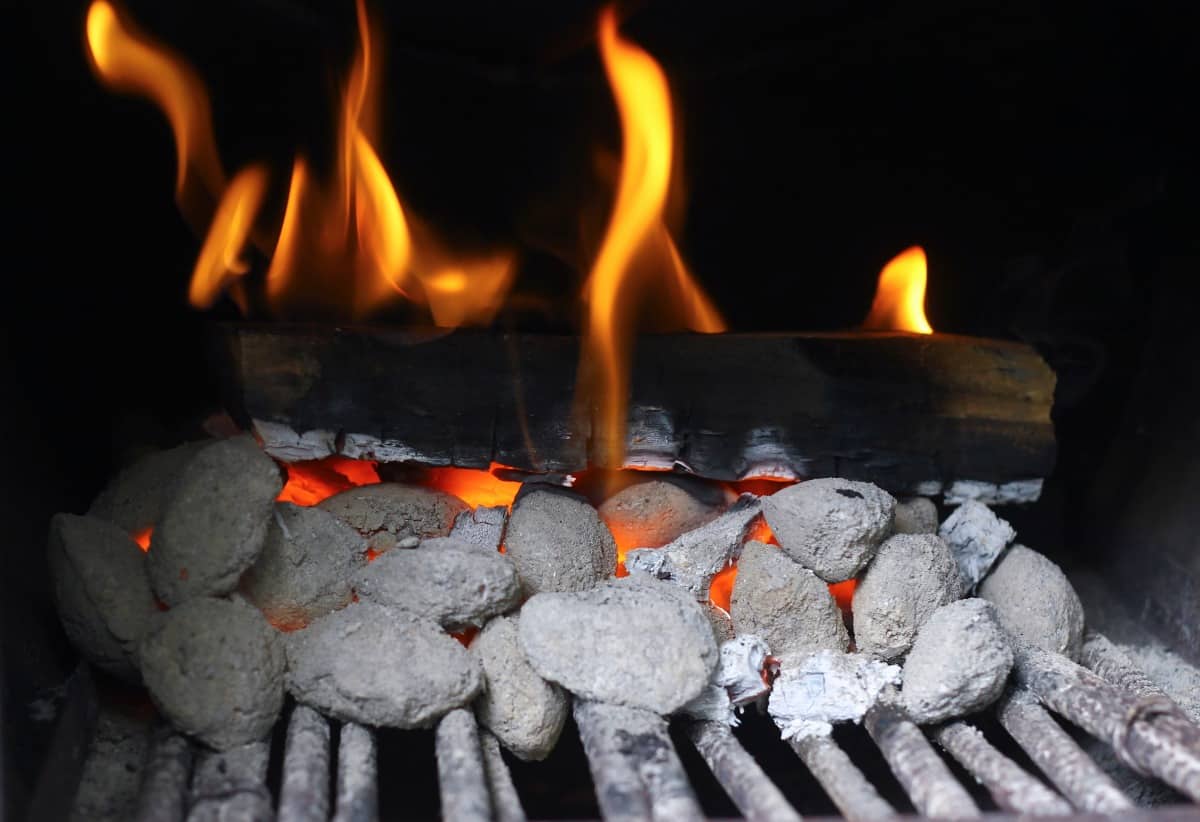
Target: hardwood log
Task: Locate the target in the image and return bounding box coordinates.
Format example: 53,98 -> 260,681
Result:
217,324 -> 1055,496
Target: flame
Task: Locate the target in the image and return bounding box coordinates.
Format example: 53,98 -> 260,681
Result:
190,165 -> 269,310
131,526 -> 153,553
423,464 -> 521,509
84,1 -> 224,228
581,7 -> 725,468
277,456 -> 381,506
862,246 -> 934,334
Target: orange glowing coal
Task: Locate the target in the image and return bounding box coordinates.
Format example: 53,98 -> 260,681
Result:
581,7 -> 725,468
423,464 -> 522,510
131,526 -> 153,553
85,0 -> 225,230
277,456 -> 381,507
862,245 -> 934,334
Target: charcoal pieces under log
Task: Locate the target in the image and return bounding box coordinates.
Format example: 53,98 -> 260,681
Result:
87,440 -> 207,533
449,505 -> 508,553
503,486 -> 617,596
939,500 -> 1015,590
239,503 -> 367,630
519,575 -> 718,714
139,596 -> 285,750
471,614 -> 567,761
761,478 -> 895,582
285,601 -> 481,728
317,483 -> 468,554
902,598 -> 1013,724
979,544 -> 1085,660
624,495 -> 761,599
730,541 -> 847,665
352,538 -> 520,630
893,496 -> 938,535
852,533 -> 961,660
48,514 -> 158,683
598,476 -> 727,549
768,650 -> 901,740
149,436 -> 282,606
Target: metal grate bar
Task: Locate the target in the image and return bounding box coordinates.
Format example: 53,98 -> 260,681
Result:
279,704 -> 331,822
686,720 -> 801,822
188,739 -> 272,822
789,733 -> 896,821
133,726 -> 192,822
480,730 -> 528,822
435,708 -> 492,822
332,722 -> 378,822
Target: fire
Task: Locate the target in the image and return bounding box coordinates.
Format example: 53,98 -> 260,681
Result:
277,457 -> 381,507
131,526 -> 153,553
709,564 -> 737,612
190,165 -> 269,310
862,246 -> 934,334
581,7 -> 725,468
84,1 -> 224,230
423,464 -> 522,510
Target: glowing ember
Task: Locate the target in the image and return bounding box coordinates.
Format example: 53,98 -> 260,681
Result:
828,578 -> 857,611
131,526 -> 153,553
423,464 -> 522,510
708,564 -> 737,612
729,477 -> 796,498
581,6 -> 725,469
277,457 -> 381,507
862,245 -> 934,334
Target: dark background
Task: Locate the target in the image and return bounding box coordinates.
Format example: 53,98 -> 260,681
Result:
5,0 -> 1200,816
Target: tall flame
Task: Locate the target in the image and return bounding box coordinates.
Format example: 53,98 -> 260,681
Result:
85,1 -> 225,229
582,7 -> 725,468
862,245 -> 934,334
190,165 -> 269,310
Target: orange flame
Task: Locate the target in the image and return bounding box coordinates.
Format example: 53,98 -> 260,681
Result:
862,246 -> 934,334
277,457 -> 381,507
581,7 -> 725,468
190,165 -> 269,310
84,1 -> 224,229
423,464 -> 522,509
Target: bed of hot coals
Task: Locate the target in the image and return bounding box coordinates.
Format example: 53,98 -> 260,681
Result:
50,433 -> 1200,819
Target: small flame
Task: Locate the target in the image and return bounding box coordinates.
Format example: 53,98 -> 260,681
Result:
862,246 -> 934,334
131,526 -> 153,553
190,165 -> 269,310
85,1 -> 224,229
277,457 -> 381,506
423,464 -> 521,509
581,7 -> 725,468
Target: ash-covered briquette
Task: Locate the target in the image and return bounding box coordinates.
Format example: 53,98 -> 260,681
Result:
852,532 -> 962,660
317,483 -> 467,554
502,485 -> 617,596
148,436 -> 282,606
768,650 -> 901,741
939,500 -> 1016,590
893,496 -> 938,535
352,538 -> 520,630
239,503 -> 367,629
598,475 -> 728,549
285,600 -> 481,728
624,495 -> 761,599
518,575 -> 718,714
730,541 -> 847,665
979,544 -> 1085,660
87,441 -> 208,534
703,603 -> 735,644
139,596 -> 285,750
471,613 -> 567,761
760,478 -> 895,582
901,598 -> 1013,724
48,513 -> 158,683
682,635 -> 775,725
449,505 -> 508,553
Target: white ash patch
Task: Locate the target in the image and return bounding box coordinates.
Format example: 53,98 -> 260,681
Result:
682,635 -> 777,726
624,494 -> 761,599
252,420 -> 336,462
939,499 -> 1015,590
768,651 -> 901,741
944,478 -> 1043,506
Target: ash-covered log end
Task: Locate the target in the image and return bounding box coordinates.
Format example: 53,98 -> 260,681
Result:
139,596 -> 285,750
48,513 -> 158,683
503,485 -> 616,597
761,478 -> 895,582
853,532 -> 961,660
979,544 -> 1085,660
902,598 -> 1013,724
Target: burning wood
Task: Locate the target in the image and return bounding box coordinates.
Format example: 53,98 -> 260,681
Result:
316,482 -> 467,555
851,532 -> 961,660
900,598 -> 1013,724
503,485 -> 616,596
979,543 -> 1086,659
729,541 -> 848,665
760,478 -> 896,582
284,601 -> 481,728
470,614 -> 567,761
138,597 -> 285,750
624,494 -> 760,599
148,435 -> 282,607
938,499 -> 1016,590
